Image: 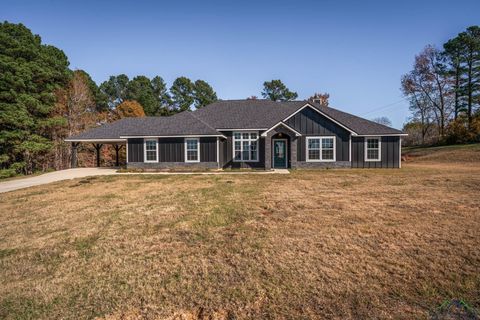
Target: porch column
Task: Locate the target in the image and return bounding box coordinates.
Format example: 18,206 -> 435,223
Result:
93,143 -> 103,167
114,145 -> 122,167
264,136 -> 272,170
71,142 -> 80,168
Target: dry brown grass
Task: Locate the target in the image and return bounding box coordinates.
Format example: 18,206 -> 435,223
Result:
1,148 -> 479,319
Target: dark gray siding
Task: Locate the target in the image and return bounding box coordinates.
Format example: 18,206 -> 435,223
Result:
219,131 -> 265,169
351,136 -> 400,168
127,138 -> 144,162
285,107 -> 350,162
200,137 -> 217,162
128,137 -> 217,164
159,138 -> 184,162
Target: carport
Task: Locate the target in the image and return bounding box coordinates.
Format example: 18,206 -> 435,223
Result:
65,138 -> 127,168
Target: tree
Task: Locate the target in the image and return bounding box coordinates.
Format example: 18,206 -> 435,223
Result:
401,46 -> 452,138
193,80 -> 217,108
99,74 -> 129,108
170,76 -> 195,112
457,26 -> 480,127
247,96 -> 258,100
308,92 -> 330,106
443,37 -> 466,120
0,22 -> 70,174
115,100 -> 146,118
371,116 -> 392,127
261,80 -> 298,101
125,76 -> 158,116
151,76 -> 171,115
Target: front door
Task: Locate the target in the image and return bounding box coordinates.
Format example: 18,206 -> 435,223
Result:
273,139 -> 287,168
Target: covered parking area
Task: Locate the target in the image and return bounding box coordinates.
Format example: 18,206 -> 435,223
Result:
66,138 -> 127,168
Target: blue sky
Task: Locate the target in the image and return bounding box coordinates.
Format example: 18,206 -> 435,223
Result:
2,0 -> 479,128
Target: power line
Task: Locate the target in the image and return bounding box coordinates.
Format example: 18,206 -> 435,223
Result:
361,98 -> 409,116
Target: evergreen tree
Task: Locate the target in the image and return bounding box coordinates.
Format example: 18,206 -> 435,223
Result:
0,22 -> 70,174
170,76 -> 195,112
193,80 -> 217,108
261,80 -> 298,101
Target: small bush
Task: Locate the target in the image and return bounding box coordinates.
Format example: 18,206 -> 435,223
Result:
0,169 -> 16,179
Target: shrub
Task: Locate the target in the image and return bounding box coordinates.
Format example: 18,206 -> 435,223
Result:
0,169 -> 16,179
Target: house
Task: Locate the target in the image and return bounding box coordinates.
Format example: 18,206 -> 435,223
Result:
65,100 -> 407,169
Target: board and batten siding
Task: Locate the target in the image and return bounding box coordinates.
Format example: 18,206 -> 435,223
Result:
159,138 -> 184,162
199,137 -> 217,162
127,137 -> 217,164
127,138 -> 144,162
351,136 -> 400,168
284,106 -> 350,162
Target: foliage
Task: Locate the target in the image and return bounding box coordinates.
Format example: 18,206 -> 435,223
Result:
308,92 -> 330,106
0,168 -> 16,179
261,79 -> 298,101
0,21 -> 70,173
98,74 -> 129,108
115,100 -> 146,118
193,80 -> 217,108
402,25 -> 480,146
170,76 -> 195,112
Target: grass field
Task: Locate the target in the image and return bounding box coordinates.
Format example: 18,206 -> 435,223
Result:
1,145 -> 479,319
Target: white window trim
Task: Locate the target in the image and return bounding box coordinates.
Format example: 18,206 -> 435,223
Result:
306,136 -> 336,162
184,138 -> 200,163
144,138 -> 158,163
364,137 -> 381,162
232,131 -> 259,162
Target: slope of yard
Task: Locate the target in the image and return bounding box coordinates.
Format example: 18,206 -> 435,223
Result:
1,159 -> 479,318
403,143 -> 480,163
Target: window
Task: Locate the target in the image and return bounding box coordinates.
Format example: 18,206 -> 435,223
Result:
144,139 -> 158,162
306,136 -> 336,162
233,132 -> 258,161
185,138 -> 200,162
365,137 -> 381,161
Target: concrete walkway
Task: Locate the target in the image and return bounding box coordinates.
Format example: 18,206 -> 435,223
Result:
0,168 -> 118,194
0,168 -> 289,194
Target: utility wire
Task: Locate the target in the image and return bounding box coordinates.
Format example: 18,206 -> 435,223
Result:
361,97 -> 410,116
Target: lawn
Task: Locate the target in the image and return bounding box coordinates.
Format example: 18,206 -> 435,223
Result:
1,147 -> 479,319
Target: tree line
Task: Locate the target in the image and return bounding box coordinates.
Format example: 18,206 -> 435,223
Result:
401,26 -> 480,145
1,21 -> 325,178
0,22 -> 220,177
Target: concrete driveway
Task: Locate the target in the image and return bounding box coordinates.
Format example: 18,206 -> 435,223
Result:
0,167 -> 290,194
0,168 -> 118,194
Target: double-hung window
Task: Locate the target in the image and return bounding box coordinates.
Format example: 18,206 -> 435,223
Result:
144,139 -> 158,162
365,137 -> 381,161
185,138 -> 200,162
306,136 -> 335,162
233,132 -> 258,161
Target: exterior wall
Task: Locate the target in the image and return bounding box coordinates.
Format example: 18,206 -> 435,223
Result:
127,137 -> 218,169
200,137 -> 217,162
285,106 -> 351,166
127,138 -> 144,162
158,138 -> 184,162
295,161 -> 351,169
219,131 -> 266,169
128,162 -> 218,170
351,136 -> 400,168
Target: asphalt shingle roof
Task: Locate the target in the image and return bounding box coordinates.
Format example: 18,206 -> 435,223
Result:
66,99 -> 404,141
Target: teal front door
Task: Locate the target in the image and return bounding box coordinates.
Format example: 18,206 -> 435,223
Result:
273,139 -> 287,168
